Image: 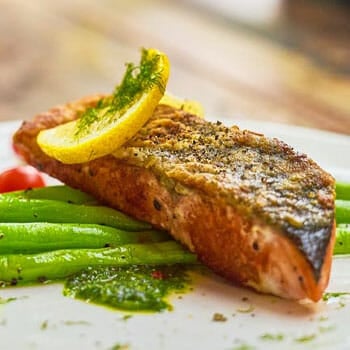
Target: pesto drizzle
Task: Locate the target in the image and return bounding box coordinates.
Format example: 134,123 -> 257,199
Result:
75,49 -> 165,137
64,264 -> 190,312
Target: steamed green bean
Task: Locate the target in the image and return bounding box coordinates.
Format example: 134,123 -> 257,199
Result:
0,242 -> 197,284
0,223 -> 169,253
0,196 -> 150,231
335,200 -> 350,224
334,224 -> 350,255
336,182 -> 350,201
1,185 -> 97,205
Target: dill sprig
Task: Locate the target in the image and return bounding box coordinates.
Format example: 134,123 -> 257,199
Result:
75,49 -> 165,137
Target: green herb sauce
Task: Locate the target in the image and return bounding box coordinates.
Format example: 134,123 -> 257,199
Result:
0,296 -> 17,304
63,264 -> 191,312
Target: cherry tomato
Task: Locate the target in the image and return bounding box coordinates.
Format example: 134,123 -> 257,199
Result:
0,166 -> 46,193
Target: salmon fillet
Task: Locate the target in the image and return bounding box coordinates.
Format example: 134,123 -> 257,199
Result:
13,96 -> 336,301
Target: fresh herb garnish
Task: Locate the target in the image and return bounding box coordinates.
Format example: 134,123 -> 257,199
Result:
110,344 -> 130,350
294,334 -> 316,343
40,320 -> 48,330
318,315 -> 329,322
121,314 -> 133,321
75,48 -> 165,137
259,333 -> 284,341
231,344 -> 255,350
322,292 -> 350,301
319,325 -> 336,333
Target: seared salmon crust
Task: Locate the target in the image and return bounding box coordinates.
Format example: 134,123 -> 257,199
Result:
13,96 -> 336,301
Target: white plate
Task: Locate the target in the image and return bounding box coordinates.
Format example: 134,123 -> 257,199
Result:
1,120 -> 350,350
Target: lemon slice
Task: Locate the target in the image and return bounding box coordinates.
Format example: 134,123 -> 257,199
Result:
37,48 -> 170,164
160,93 -> 204,118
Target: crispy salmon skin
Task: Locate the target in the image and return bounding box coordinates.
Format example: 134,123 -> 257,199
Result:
13,96 -> 336,301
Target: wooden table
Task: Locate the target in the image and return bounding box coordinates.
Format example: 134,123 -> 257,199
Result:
1,0 -> 349,135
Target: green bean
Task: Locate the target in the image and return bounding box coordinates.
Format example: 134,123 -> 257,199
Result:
336,182 -> 350,201
0,242 -> 197,284
0,223 -> 169,254
1,185 -> 97,205
334,224 -> 350,255
0,196 -> 150,231
335,200 -> 350,224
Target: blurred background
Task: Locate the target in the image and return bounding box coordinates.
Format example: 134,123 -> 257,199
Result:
1,0 -> 349,134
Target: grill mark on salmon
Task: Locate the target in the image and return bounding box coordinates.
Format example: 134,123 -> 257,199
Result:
13,95 -> 336,301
